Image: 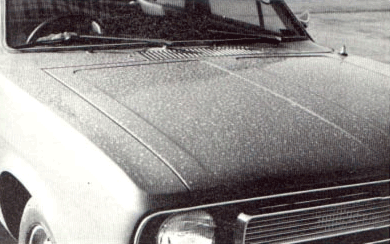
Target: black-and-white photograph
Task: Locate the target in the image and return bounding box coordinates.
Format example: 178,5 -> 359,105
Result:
0,0 -> 389,243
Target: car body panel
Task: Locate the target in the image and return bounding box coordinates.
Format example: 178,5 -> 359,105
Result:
0,72 -> 158,243
1,40 -> 389,196
0,0 -> 389,243
44,50 -> 390,192
0,51 -> 189,195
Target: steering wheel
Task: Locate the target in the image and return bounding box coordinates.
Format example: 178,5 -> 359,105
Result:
26,14 -> 104,44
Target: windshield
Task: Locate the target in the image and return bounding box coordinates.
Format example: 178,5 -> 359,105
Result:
6,0 -> 308,49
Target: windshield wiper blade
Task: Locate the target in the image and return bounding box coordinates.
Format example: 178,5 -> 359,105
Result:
15,30 -> 281,50
78,35 -> 174,46
15,32 -> 173,49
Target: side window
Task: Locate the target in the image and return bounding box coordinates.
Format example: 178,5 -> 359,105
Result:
209,0 -> 260,26
205,0 -> 287,34
260,1 -> 286,33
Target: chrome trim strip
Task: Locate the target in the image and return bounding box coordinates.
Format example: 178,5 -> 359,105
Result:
367,238 -> 390,244
132,179 -> 390,244
241,196 -> 390,220
237,214 -> 252,244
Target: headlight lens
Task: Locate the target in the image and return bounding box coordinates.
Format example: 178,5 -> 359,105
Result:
157,211 -> 216,244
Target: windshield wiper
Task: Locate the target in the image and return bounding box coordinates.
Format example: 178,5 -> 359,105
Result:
15,32 -> 173,49
15,30 -> 281,50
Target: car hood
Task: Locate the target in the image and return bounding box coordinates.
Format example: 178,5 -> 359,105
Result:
45,54 -> 390,193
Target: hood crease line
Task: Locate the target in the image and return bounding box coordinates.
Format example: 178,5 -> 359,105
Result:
44,69 -> 192,190
202,60 -> 373,152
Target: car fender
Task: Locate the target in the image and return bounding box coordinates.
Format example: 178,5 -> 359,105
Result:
0,140 -> 52,237
0,73 -> 148,244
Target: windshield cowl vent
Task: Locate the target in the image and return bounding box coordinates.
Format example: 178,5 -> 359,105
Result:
137,46 -> 265,61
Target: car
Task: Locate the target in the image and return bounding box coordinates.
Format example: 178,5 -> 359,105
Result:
0,0 -> 389,243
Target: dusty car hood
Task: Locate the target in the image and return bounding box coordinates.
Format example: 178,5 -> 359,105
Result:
45,55 -> 390,193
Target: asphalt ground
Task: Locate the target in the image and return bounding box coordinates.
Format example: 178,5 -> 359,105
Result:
286,0 -> 390,13
306,11 -> 390,64
1,2 -> 389,244
286,0 -> 390,64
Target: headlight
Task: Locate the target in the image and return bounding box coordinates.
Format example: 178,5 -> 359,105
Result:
157,211 -> 216,244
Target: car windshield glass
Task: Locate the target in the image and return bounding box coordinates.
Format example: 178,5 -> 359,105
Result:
6,0 -> 308,48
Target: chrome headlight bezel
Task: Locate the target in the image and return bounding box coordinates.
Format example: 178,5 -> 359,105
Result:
134,208 -> 234,244
157,210 -> 216,244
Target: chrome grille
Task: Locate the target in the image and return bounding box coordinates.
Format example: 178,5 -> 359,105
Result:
240,197 -> 390,244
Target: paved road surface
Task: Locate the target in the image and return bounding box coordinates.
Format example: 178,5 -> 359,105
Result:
286,0 -> 390,13
287,0 -> 390,64
308,11 -> 390,64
